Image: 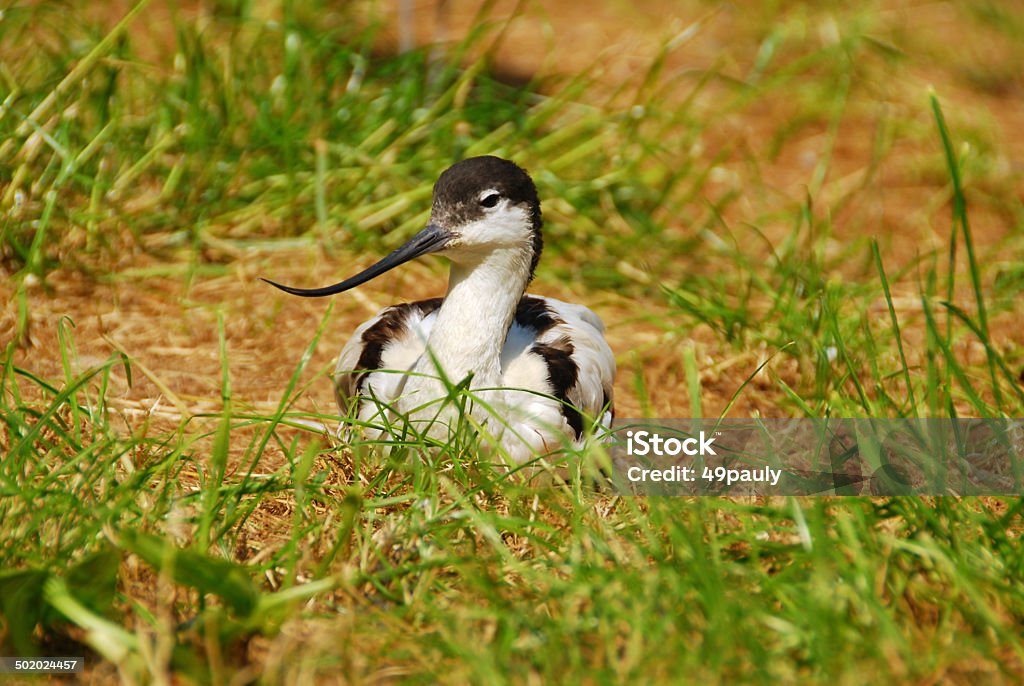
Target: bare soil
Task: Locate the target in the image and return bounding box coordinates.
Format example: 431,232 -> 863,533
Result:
6,0 -> 1024,428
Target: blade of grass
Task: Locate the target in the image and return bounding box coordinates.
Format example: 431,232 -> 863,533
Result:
930,91 -> 1002,411
872,240 -> 918,416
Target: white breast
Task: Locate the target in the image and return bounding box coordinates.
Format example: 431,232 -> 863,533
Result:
334,294 -> 615,463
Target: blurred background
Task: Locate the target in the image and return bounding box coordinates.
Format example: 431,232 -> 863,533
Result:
3,0 -> 1022,418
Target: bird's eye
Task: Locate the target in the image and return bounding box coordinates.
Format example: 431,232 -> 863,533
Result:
480,192 -> 500,208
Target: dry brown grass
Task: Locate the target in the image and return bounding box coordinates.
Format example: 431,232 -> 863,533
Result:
3,1 -> 1024,682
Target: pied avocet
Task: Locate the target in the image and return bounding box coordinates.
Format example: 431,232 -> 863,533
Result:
264,156 -> 615,463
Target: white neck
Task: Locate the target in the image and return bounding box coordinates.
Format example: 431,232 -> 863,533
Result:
412,247 -> 531,388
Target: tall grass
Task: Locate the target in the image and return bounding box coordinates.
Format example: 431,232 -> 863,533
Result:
2,0 -> 1023,683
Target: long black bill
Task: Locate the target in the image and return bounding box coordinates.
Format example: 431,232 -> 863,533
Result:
261,224 -> 451,297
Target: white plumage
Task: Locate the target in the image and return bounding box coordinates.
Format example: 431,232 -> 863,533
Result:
264,156 -> 615,464
335,294 -> 614,463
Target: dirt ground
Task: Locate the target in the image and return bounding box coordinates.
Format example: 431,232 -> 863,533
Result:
5,0 -> 1024,431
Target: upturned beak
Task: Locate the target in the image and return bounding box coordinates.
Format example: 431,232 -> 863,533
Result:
261,223 -> 452,297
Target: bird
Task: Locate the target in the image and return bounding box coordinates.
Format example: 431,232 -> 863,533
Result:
262,156 -> 615,465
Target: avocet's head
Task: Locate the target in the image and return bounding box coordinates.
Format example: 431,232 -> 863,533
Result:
262,156 -> 543,298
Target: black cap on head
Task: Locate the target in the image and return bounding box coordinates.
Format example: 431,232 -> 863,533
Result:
261,156 -> 547,297
431,156 -> 544,280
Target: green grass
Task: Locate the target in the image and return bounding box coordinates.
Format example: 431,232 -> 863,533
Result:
2,0 -> 1024,683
